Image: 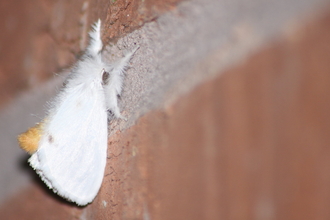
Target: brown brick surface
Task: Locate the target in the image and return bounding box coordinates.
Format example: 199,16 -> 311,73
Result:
0,0 -> 180,108
1,7 -> 330,220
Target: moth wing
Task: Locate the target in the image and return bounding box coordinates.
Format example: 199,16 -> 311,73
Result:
29,83 -> 108,205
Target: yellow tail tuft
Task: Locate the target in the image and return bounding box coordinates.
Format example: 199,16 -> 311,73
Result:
18,122 -> 43,154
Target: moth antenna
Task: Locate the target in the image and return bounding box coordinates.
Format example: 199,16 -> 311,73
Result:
112,46 -> 139,75
86,19 -> 102,56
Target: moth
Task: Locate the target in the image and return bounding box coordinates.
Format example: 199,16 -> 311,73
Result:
18,19 -> 138,206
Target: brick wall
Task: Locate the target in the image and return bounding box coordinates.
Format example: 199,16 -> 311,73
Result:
0,0 -> 329,219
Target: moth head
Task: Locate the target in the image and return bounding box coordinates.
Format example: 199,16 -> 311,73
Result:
18,122 -> 44,154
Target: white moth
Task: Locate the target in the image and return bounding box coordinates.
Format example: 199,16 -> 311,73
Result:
18,19 -> 138,206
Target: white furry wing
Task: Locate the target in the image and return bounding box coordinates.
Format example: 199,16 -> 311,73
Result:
25,19 -> 138,206
29,81 -> 107,206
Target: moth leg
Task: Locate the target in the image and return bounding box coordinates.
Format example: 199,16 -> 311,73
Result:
111,105 -> 127,121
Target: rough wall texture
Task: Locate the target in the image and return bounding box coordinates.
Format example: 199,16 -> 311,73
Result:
0,0 -> 330,219
0,0 -> 179,108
